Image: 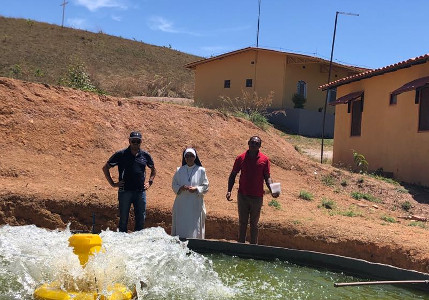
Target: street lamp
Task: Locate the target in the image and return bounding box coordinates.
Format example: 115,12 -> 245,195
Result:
320,11 -> 359,163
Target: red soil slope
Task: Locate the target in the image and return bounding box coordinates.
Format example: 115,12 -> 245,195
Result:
0,77 -> 428,273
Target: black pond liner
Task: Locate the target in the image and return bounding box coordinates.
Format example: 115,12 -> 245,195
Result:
185,238 -> 429,293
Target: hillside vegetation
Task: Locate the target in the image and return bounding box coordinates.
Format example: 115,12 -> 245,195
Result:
0,16 -> 200,98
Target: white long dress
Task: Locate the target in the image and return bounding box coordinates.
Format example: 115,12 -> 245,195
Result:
171,164 -> 209,239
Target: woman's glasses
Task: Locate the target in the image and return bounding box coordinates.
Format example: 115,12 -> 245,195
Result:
185,154 -> 195,159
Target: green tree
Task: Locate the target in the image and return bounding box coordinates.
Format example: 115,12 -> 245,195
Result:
292,93 -> 306,109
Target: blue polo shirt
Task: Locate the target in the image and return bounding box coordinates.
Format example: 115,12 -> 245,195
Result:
107,147 -> 154,191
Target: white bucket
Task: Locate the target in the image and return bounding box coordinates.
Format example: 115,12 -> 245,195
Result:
270,182 -> 281,194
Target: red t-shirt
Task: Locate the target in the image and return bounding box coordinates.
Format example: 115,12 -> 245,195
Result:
232,151 -> 270,197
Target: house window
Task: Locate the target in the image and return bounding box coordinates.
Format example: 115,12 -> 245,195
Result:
350,96 -> 363,136
297,80 -> 307,98
327,88 -> 337,104
246,79 -> 253,87
418,86 -> 429,131
224,80 -> 230,88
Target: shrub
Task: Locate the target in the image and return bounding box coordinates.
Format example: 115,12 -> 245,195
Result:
370,173 -> 400,185
339,209 -> 361,217
320,198 -> 335,209
248,111 -> 271,129
408,221 -> 426,229
34,68 -> 44,77
340,180 -> 348,187
299,190 -> 313,201
268,199 -> 281,210
321,174 -> 335,187
10,64 -> 22,78
59,62 -> 101,93
396,187 -> 409,194
381,215 -> 397,223
219,90 -> 273,130
292,93 -> 306,109
220,89 -> 273,114
350,191 -> 382,203
352,150 -> 368,173
401,201 -> 412,212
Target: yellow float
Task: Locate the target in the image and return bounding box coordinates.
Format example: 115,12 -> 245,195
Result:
34,233 -> 135,300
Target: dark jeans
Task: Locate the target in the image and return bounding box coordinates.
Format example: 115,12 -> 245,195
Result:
237,193 -> 263,244
118,190 -> 146,232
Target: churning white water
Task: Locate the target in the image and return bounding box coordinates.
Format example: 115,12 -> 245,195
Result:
0,225 -> 234,300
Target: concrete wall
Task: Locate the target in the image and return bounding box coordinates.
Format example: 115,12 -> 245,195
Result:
333,61 -> 429,186
268,108 -> 335,138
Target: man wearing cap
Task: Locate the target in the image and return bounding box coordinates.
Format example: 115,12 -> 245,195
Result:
226,136 -> 279,244
102,131 -> 156,232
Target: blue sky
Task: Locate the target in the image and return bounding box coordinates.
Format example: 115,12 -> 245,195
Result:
1,0 -> 428,69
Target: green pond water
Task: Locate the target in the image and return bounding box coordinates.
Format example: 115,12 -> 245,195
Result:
208,253 -> 429,299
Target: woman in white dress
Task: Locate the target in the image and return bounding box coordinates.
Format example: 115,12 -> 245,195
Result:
171,148 -> 209,239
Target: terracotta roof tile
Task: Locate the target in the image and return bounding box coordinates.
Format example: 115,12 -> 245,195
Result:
320,53 -> 429,90
185,47 -> 367,73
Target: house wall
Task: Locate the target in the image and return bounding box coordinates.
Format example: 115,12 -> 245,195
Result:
283,64 -> 350,113
332,62 -> 429,186
193,50 -> 355,112
193,50 -> 285,108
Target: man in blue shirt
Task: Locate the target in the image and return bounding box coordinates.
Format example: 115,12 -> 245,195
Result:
102,131 -> 156,232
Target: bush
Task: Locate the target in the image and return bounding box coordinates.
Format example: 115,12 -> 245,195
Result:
408,221 -> 426,229
10,64 -> 22,78
299,190 -> 313,201
219,90 -> 273,130
381,215 -> 397,223
292,93 -> 306,109
350,191 -> 382,203
59,62 -> 102,93
401,201 -> 412,212
220,90 -> 273,114
321,174 -> 335,187
339,209 -> 360,217
352,150 -> 368,173
268,199 -> 281,210
320,198 -> 335,209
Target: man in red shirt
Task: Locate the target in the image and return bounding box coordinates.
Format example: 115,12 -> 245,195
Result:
226,136 -> 279,244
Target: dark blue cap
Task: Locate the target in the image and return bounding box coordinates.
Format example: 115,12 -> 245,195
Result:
129,131 -> 142,139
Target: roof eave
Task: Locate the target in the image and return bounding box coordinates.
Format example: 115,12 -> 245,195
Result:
320,55 -> 429,91
184,47 -> 366,72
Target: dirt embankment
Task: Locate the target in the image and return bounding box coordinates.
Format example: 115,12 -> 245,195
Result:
0,77 -> 428,273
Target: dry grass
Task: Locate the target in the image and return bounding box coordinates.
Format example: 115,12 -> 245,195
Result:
0,16 -> 200,98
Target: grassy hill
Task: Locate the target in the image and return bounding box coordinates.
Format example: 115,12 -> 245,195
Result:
0,16 -> 201,98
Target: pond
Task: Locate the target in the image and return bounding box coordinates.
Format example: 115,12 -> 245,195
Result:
0,225 -> 426,299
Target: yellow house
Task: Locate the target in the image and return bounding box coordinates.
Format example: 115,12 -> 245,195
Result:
185,47 -> 365,112
322,54 -> 429,186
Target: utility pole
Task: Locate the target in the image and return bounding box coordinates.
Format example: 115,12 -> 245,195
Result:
256,0 -> 261,47
320,11 -> 359,163
60,0 -> 68,28
253,0 -> 262,98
